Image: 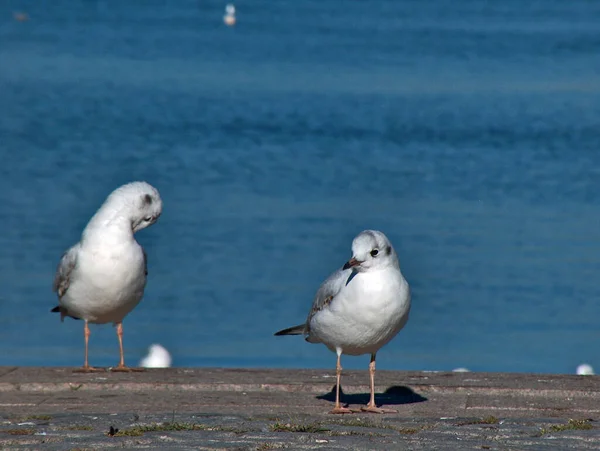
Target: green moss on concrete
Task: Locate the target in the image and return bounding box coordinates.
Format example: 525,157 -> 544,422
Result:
539,419 -> 593,436
113,422 -> 204,436
458,416 -> 499,426
270,421 -> 330,433
330,417 -> 423,434
113,421 -> 247,437
255,443 -> 287,450
23,415 -> 52,421
62,425 -> 94,431
328,429 -> 385,437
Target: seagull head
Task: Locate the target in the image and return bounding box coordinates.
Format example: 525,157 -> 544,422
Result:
103,181 -> 163,233
343,230 -> 398,272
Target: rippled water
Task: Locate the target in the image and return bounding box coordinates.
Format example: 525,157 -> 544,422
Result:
1,0 -> 600,374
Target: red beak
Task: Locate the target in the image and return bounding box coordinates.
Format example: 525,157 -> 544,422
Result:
343,257 -> 361,270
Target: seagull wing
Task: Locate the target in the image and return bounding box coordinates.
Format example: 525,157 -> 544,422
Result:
52,243 -> 80,298
306,266 -> 354,329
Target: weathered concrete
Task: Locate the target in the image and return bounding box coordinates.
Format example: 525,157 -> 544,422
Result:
0,367 -> 599,449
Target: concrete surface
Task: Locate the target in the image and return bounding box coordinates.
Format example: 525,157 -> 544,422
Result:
0,367 -> 599,449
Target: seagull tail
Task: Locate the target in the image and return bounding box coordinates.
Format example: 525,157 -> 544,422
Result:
51,306 -> 81,322
274,324 -> 306,336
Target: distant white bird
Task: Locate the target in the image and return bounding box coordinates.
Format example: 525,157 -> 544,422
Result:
452,367 -> 470,373
52,182 -> 162,372
223,3 -> 236,26
140,344 -> 172,368
576,363 -> 595,375
275,230 -> 411,414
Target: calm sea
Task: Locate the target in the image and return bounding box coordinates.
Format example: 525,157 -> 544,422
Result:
1,0 -> 600,374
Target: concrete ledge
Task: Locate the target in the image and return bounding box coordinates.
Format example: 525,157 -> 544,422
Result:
1,367 -> 599,449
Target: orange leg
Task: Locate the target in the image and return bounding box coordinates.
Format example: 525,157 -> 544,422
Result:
361,353 -> 397,414
110,322 -> 143,372
73,321 -> 103,373
330,350 -> 352,414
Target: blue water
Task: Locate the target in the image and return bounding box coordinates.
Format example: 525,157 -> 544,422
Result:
1,0 -> 600,374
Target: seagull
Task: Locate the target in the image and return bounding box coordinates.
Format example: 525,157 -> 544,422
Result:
140,344 -> 172,368
275,230 -> 411,414
51,181 -> 162,372
223,4 -> 236,26
576,363 -> 594,375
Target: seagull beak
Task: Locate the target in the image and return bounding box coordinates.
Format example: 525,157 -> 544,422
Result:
343,257 -> 361,270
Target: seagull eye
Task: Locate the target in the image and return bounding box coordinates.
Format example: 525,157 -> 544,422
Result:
144,216 -> 152,222
370,249 -> 379,257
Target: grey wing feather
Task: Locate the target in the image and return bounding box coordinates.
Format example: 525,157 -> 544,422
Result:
306,267 -> 354,325
52,244 -> 80,298
274,267 -> 353,338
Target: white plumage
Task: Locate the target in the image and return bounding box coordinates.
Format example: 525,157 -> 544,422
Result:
52,181 -> 162,371
275,230 -> 410,414
576,363 -> 594,375
140,344 -> 172,368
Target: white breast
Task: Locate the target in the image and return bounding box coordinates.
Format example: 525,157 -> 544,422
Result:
310,267 -> 410,356
61,241 -> 147,324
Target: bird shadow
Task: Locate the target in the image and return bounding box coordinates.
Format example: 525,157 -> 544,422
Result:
316,385 -> 427,407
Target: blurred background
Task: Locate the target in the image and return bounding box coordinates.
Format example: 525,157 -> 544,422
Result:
1,0 -> 599,374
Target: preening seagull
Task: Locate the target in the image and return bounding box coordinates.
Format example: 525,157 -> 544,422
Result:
52,181 -> 162,372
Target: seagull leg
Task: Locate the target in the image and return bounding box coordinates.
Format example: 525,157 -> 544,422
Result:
330,349 -> 352,414
361,353 -> 397,413
110,322 -> 143,372
73,320 -> 104,372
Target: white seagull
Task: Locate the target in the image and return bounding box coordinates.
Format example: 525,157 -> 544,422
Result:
576,363 -> 594,376
275,230 -> 411,414
52,181 -> 162,372
140,344 -> 172,368
223,4 -> 236,26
